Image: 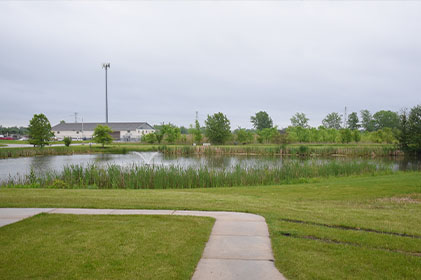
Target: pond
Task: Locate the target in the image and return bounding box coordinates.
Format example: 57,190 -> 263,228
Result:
0,152 -> 420,182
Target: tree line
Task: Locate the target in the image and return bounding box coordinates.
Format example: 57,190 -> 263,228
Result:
0,126 -> 28,137
143,105 -> 421,154
7,104 -> 421,154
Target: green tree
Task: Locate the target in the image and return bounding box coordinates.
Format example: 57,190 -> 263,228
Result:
340,129 -> 353,143
161,124 -> 181,144
353,130 -> 361,142
205,112 -> 231,145
235,128 -> 254,144
193,120 -> 203,144
142,133 -> 157,144
290,113 -> 309,128
28,113 -> 54,147
257,127 -> 279,143
322,112 -> 342,129
381,128 -> 397,144
251,111 -> 273,130
360,110 -> 375,132
347,112 -> 360,130
179,126 -> 188,135
309,127 -> 321,143
398,109 -> 410,150
93,125 -> 113,148
407,105 -> 421,152
63,137 -> 72,147
373,110 -> 400,130
155,131 -> 164,144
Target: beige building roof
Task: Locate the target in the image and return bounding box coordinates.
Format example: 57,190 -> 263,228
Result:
52,122 -> 154,131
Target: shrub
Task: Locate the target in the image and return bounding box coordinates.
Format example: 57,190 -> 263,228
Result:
64,137 -> 72,147
142,133 -> 157,144
298,145 -> 309,155
340,129 -> 353,144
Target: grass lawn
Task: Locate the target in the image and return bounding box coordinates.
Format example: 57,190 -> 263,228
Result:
1,172 -> 421,279
0,214 -> 213,280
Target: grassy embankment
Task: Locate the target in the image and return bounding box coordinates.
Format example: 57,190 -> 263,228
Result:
0,214 -> 213,280
0,144 -> 157,159
1,173 -> 420,279
2,160 -> 393,189
0,143 -> 401,159
0,140 -> 91,145
0,140 -> 29,144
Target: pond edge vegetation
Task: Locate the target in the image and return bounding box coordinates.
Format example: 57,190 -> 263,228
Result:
1,160 -> 395,189
0,143 -> 405,159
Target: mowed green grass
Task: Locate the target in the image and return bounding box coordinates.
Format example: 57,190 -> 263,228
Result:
1,173 -> 421,279
0,214 -> 213,280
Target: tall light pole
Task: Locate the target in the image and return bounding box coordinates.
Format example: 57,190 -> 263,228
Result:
102,63 -> 110,124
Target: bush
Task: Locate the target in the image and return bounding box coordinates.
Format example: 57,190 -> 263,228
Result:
63,137 -> 72,147
235,128 -> 254,144
340,129 -> 353,144
298,145 -> 309,155
142,133 -> 157,144
353,130 -> 361,142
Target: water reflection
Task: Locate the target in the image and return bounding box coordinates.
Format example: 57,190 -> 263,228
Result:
0,152 -> 420,181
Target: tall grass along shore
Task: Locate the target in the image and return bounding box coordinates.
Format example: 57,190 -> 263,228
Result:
0,143 -> 402,159
2,160 -> 393,189
158,144 -> 402,157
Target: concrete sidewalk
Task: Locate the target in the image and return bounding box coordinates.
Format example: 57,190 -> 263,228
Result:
0,208 -> 286,280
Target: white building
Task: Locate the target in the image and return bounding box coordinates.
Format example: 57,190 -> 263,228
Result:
51,122 -> 155,141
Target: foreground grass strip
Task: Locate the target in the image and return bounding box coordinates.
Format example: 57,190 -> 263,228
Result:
279,218 -> 421,239
0,213 -> 213,280
1,173 -> 420,279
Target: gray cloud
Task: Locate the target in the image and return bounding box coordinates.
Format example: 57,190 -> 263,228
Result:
1,1 -> 420,128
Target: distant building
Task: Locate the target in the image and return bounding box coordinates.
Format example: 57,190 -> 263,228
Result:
51,122 -> 155,141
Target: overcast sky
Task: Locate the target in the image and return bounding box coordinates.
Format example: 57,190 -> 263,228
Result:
1,1 -> 420,129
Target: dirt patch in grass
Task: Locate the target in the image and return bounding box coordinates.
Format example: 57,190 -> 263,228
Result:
376,193 -> 421,204
279,218 -> 421,239
279,232 -> 421,257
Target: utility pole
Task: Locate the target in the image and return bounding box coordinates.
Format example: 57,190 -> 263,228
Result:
102,63 -> 111,124
74,112 -> 78,123
195,111 -> 199,122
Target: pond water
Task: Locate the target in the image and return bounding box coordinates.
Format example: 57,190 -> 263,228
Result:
0,152 -> 420,181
